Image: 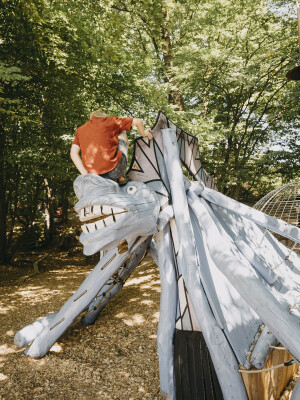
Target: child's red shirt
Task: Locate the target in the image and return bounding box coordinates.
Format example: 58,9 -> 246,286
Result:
72,116 -> 133,174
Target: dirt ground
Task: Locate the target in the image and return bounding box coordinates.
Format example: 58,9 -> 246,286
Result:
0,251 -> 163,400
0,250 -> 298,400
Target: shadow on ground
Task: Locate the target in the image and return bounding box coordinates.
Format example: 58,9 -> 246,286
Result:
0,254 -> 163,400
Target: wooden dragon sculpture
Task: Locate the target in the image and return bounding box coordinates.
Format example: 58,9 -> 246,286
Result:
14,112 -> 300,400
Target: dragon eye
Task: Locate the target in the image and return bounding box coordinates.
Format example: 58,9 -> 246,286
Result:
126,185 -> 137,194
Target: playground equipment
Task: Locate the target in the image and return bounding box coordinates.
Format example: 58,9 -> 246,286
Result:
254,180 -> 300,253
15,112 -> 300,399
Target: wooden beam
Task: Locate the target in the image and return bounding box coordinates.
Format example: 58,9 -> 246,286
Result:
187,190 -> 300,363
198,186 -> 300,244
82,237 -> 151,326
156,226 -> 178,399
161,128 -> 248,399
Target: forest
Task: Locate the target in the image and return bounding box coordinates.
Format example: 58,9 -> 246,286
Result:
0,0 -> 299,264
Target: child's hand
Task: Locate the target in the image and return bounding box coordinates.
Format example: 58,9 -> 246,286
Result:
144,129 -> 153,140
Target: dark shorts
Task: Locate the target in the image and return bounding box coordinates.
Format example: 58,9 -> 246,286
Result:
99,139 -> 127,180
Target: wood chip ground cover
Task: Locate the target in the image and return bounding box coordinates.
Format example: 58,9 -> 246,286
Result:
0,253 -> 162,400
0,251 -> 298,399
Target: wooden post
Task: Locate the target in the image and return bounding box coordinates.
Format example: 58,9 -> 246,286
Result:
156,226 -> 178,399
14,312 -> 57,348
199,186 -> 300,244
161,128 -> 248,400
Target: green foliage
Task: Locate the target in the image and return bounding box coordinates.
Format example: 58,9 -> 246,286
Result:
0,0 -> 299,261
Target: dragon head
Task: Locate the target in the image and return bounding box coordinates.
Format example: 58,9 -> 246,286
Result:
74,174 -> 160,255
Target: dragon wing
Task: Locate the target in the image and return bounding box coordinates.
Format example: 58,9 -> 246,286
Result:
127,111 -> 216,204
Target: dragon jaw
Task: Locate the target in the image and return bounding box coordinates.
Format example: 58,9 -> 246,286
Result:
73,174 -> 160,255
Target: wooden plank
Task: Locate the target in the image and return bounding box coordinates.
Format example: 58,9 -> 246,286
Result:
156,226 -> 178,399
250,326 -> 278,369
148,238 -> 158,265
189,207 -> 261,369
161,128 -> 248,400
233,236 -> 277,284
187,190 -> 300,363
198,186 -> 300,244
174,330 -> 225,400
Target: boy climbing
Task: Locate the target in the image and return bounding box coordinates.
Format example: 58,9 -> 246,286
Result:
70,108 -> 152,185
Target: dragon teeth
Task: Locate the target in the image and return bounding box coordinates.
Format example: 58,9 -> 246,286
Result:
93,205 -> 101,214
81,211 -> 126,233
80,205 -> 126,221
104,215 -> 114,226
102,205 -> 111,215
95,220 -> 104,229
81,225 -> 88,234
87,223 -> 96,233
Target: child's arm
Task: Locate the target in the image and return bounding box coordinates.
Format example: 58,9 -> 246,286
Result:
132,118 -> 153,139
70,144 -> 88,175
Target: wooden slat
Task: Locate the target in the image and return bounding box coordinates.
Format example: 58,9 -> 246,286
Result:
199,186 -> 300,244
174,330 -> 224,399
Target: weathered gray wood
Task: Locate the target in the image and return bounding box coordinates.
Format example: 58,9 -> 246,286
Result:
14,312 -> 57,348
233,236 -> 277,284
161,128 -> 248,400
148,238 -> 158,265
157,205 -> 174,231
209,202 -> 300,311
189,207 -> 261,369
187,190 -> 300,363
199,186 -> 300,244
199,197 -> 299,368
74,175 -> 160,255
156,226 -> 177,399
250,326 -> 278,369
24,237 -> 143,358
82,237 -> 151,325
189,209 -> 227,330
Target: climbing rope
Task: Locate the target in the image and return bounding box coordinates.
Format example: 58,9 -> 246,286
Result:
269,345 -> 287,350
238,359 -> 295,374
256,228 -> 268,249
271,247 -> 295,271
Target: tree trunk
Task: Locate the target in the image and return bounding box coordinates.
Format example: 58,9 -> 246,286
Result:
0,119 -> 8,264
43,178 -> 55,244
60,185 -> 69,223
162,9 -> 185,111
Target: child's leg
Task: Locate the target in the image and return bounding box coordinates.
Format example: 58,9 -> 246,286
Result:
99,132 -> 128,185
116,133 -> 128,185
118,131 -> 128,158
